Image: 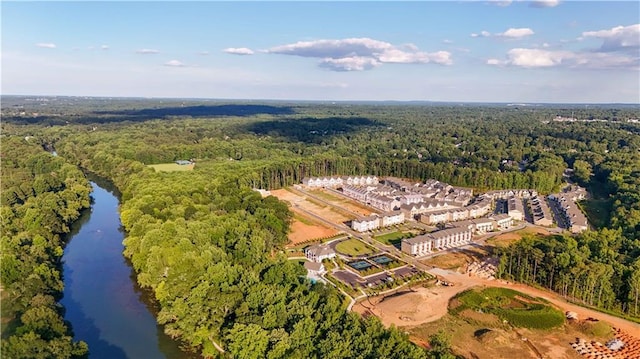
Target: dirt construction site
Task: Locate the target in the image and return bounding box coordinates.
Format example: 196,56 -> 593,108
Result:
270,188 -> 352,246
353,267 -> 640,359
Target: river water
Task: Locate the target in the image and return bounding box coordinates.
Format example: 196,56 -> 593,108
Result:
61,180 -> 191,359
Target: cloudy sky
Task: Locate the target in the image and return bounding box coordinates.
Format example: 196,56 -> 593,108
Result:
2,1 -> 639,103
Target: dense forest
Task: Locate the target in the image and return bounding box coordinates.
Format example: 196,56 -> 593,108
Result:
2,97 -> 639,357
1,137 -> 91,358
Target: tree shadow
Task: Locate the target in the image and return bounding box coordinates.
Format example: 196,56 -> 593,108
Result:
90,104 -> 295,122
243,117 -> 383,143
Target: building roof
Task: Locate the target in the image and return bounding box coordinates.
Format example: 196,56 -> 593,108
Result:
489,214 -> 512,221
354,215 -> 379,223
304,261 -> 324,271
306,244 -> 335,257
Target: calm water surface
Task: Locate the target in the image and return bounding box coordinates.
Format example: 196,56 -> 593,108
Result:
61,181 -> 191,359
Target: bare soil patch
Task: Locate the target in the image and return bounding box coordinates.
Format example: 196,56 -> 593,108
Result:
310,189 -> 375,216
356,268 -> 639,359
271,189 -> 352,224
421,247 -> 489,271
271,189 -> 344,246
287,217 -> 339,246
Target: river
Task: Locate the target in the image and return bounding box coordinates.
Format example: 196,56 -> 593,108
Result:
61,179 -> 192,359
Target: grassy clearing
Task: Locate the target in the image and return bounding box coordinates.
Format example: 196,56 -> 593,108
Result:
373,231 -> 411,246
335,238 -> 375,256
148,162 -> 195,172
293,213 -> 315,226
579,199 -> 612,229
309,190 -> 344,202
451,287 -> 564,330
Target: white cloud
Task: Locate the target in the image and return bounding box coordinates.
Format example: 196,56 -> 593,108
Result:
265,37 -> 451,71
36,43 -> 56,49
198,51 -> 210,56
101,45 -> 109,50
319,56 -> 380,71
530,0 -> 560,8
500,28 -> 535,38
471,31 -> 491,38
472,28 -> 534,39
505,48 -> 571,67
164,60 -> 185,67
136,49 -> 159,54
487,0 -> 513,7
488,47 -> 637,69
223,47 -> 254,55
582,24 -> 640,52
442,39 -> 453,44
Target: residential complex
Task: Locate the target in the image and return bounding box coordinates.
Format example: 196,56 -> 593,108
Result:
401,225 -> 473,256
507,196 -> 525,221
352,211 -> 404,232
548,186 -> 589,233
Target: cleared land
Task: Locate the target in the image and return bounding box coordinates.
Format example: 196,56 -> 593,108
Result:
147,162 -> 195,172
335,238 -> 375,256
288,217 -> 339,245
308,189 -> 376,216
420,246 -> 490,271
271,189 -> 345,246
354,268 -> 640,336
271,189 -> 352,224
486,227 -> 551,248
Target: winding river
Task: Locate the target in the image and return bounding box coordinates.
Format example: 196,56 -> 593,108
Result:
61,178 -> 192,359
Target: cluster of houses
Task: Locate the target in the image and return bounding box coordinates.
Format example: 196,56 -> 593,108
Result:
401,213 -> 514,256
351,211 -> 405,232
548,186 -> 589,233
303,175 -> 379,189
416,195 -> 493,225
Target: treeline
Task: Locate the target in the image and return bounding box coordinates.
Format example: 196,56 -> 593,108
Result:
58,144 -> 429,358
1,137 -> 91,358
243,155 -> 564,193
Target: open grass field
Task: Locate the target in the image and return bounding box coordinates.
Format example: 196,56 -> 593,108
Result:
147,162 -> 195,172
373,231 -> 411,246
579,199 -> 612,229
335,238 -> 375,256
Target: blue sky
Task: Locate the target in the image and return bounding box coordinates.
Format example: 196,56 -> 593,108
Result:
2,1 -> 639,103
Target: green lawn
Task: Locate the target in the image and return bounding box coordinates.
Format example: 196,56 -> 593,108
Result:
579,199 -> 612,229
335,238 -> 375,256
373,231 -> 411,246
451,287 -> 564,330
148,162 -> 195,172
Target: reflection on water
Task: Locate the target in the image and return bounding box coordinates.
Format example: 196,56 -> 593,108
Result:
61,181 -> 192,359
